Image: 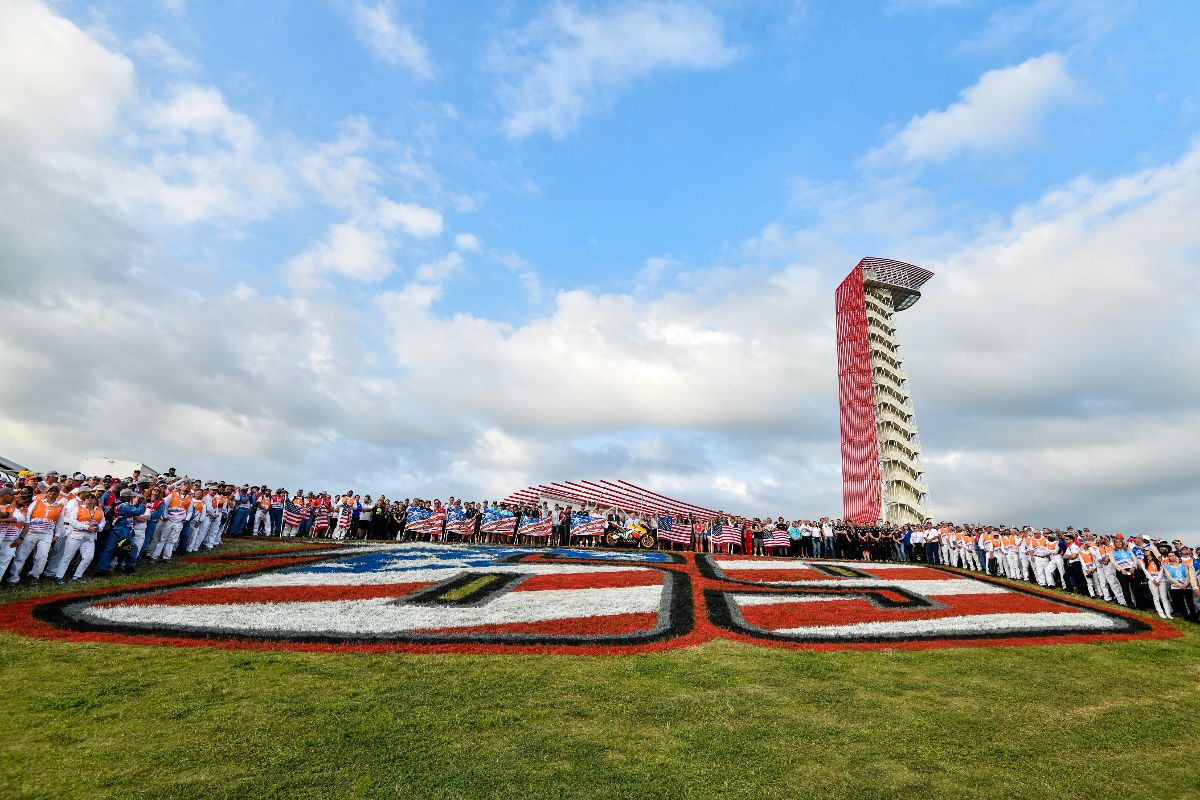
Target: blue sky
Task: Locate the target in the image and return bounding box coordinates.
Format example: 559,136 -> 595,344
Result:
3,0 -> 1199,539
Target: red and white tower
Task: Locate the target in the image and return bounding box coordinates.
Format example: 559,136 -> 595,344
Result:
836,258 -> 933,526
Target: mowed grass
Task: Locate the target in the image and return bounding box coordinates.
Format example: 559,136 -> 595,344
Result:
2,540 -> 1199,800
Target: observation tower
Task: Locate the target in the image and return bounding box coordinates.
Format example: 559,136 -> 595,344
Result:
835,257 -> 933,526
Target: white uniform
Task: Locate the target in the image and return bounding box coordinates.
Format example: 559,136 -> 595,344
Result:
188,494 -> 215,553
1000,534 -> 1022,580
7,497 -> 62,584
0,504 -> 27,580
1027,535 -> 1051,586
208,496 -> 228,546
1094,545 -> 1124,604
150,493 -> 190,561
1143,561 -> 1172,619
253,497 -> 271,536
1079,546 -> 1102,598
54,502 -> 104,580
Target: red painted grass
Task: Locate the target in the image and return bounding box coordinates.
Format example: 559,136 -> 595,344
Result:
736,591 -> 1086,631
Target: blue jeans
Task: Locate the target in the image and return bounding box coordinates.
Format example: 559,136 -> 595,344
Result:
895,542 -> 907,562
229,507 -> 249,536
96,526 -> 139,573
925,541 -> 940,565
142,516 -> 160,557
269,508 -> 283,536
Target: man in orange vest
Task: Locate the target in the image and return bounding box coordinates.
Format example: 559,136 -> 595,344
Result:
1093,535 -> 1125,604
149,486 -> 192,561
1027,529 -> 1052,586
53,489 -> 105,583
6,485 -> 64,585
998,529 -> 1022,580
0,486 -> 29,583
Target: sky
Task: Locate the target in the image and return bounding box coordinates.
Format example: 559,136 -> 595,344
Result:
1,0 -> 1198,541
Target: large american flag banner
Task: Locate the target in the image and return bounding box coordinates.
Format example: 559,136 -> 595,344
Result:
405,507 -> 442,537
444,517 -> 475,538
712,524 -> 743,546
657,515 -> 690,544
517,516 -> 552,538
282,503 -> 306,528
570,514 -> 607,538
479,508 -> 516,535
765,527 -> 791,548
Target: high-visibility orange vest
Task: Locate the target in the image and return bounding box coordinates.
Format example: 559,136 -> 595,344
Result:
0,503 -> 22,536
27,498 -> 64,532
74,505 -> 104,526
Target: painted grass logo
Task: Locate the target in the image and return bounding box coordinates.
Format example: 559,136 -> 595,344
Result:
0,543 -> 1178,654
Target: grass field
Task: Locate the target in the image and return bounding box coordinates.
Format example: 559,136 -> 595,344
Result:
2,539 -> 1198,800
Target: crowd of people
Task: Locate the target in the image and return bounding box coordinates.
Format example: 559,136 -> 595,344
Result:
1,468 -> 1196,625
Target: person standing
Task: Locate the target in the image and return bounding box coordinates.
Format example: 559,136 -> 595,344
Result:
252,491 -> 271,537
0,486 -> 29,583
269,490 -> 286,537
6,486 -> 62,585
95,489 -> 146,575
149,486 -> 191,562
53,489 -> 104,583
1142,551 -> 1172,620
1163,552 -> 1197,621
1028,530 -> 1051,587
229,486 -> 251,536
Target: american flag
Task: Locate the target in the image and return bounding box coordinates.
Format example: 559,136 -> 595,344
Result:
657,515 -> 690,544
405,507 -> 441,537
406,517 -> 443,537
444,517 -> 475,537
517,516 -> 552,537
282,502 -> 306,528
765,527 -> 790,548
712,524 -> 743,546
571,514 -> 607,538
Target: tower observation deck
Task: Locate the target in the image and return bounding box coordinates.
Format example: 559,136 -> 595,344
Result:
835,257 -> 933,527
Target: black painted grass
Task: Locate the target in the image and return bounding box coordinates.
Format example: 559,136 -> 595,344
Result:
1,538 -> 1198,800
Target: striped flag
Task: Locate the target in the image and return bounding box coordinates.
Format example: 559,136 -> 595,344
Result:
571,515 -> 607,538
765,527 -> 790,548
517,516 -> 552,538
444,517 -> 475,538
657,516 -> 690,544
405,516 -> 443,537
712,524 -> 743,546
282,502 -> 306,528
482,515 -> 518,536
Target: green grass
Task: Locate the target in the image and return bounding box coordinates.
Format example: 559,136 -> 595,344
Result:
2,540 -> 1199,800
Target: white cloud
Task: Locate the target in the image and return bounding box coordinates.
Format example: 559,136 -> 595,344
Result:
115,85 -> 292,225
454,232 -> 481,252
492,2 -> 736,138
345,0 -> 432,78
131,33 -> 197,72
867,52 -> 1075,166
958,0 -> 1132,53
0,0 -> 136,152
284,198 -> 443,291
376,199 -> 443,237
